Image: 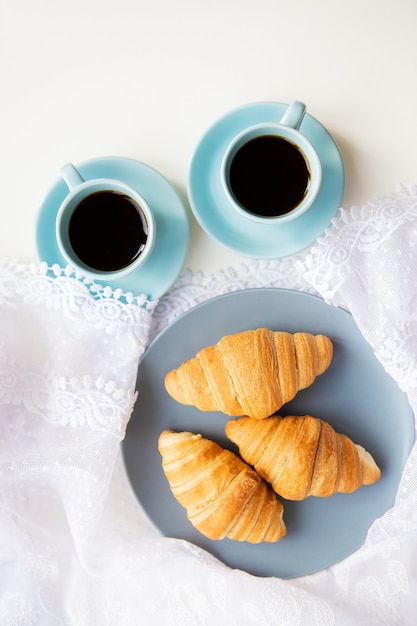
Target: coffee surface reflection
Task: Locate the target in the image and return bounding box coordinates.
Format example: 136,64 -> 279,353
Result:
68,190 -> 148,272
229,135 -> 311,218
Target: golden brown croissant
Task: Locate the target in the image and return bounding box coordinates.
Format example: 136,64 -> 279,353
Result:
225,415 -> 381,500
158,429 -> 287,543
164,329 -> 333,420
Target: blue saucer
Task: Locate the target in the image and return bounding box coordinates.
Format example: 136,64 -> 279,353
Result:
36,156 -> 190,300
188,102 -> 345,258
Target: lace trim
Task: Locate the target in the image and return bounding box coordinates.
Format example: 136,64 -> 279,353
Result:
302,185 -> 417,394
302,185 -> 417,304
0,355 -> 136,437
0,259 -> 156,344
0,261 -> 152,438
150,254 -> 318,340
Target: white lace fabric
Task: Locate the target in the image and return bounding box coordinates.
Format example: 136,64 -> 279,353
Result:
1,187 -> 417,624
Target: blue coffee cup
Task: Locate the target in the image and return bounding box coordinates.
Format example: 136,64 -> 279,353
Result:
56,163 -> 156,280
221,101 -> 322,223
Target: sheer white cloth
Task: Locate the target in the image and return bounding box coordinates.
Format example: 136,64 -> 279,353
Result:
1,186 -> 417,625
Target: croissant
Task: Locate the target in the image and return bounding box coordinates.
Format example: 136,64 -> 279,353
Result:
158,429 -> 287,543
225,415 -> 381,500
164,329 -> 333,420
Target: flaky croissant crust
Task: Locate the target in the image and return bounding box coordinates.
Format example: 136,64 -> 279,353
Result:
165,329 -> 333,420
225,415 -> 381,500
158,429 -> 287,543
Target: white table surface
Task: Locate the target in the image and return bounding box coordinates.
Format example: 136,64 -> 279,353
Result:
1,0 -> 417,278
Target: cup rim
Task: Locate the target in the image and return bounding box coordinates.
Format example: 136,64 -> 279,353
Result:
221,122 -> 322,224
56,177 -> 156,280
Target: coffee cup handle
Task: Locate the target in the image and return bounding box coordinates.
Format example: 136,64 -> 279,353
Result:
61,163 -> 85,192
279,101 -> 306,130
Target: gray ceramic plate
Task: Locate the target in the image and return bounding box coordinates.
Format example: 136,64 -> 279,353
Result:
122,289 -> 414,578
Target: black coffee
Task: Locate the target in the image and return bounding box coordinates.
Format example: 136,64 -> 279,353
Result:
228,135 -> 311,217
68,190 -> 148,272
